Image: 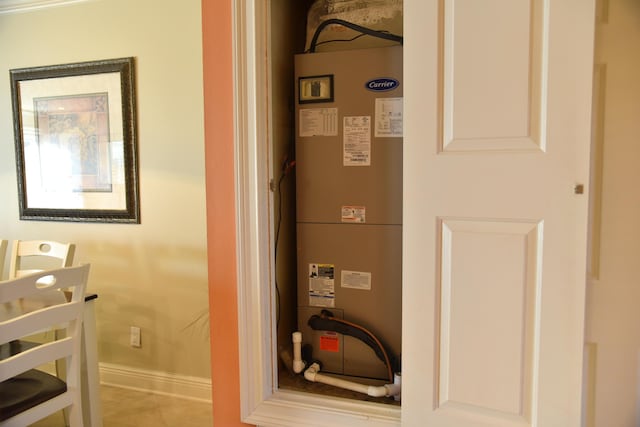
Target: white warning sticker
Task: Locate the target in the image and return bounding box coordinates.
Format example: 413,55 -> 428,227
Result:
309,263 -> 335,307
299,108 -> 338,137
341,206 -> 366,223
343,116 -> 371,166
375,97 -> 403,137
341,270 -> 372,290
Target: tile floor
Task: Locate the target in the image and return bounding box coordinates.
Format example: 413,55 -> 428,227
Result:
31,385 -> 213,427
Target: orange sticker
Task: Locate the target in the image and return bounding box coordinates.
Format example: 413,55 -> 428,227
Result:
319,335 -> 340,352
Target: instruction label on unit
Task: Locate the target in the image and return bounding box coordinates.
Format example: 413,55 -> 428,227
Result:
343,116 -> 371,166
341,270 -> 372,290
375,97 -> 403,137
341,205 -> 366,223
299,108 -> 338,137
308,263 -> 335,307
319,333 -> 340,353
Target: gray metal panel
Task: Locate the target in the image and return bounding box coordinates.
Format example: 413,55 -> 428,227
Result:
296,222 -> 401,379
295,139 -> 402,225
295,46 -> 403,226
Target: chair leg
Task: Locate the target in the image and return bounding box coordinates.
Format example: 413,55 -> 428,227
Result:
63,407 -> 71,426
67,401 -> 83,427
55,328 -> 71,426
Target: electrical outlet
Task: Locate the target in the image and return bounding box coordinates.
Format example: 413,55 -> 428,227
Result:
130,326 -> 141,348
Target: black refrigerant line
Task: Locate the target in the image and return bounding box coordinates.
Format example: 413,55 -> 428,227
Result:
308,18 -> 403,53
308,310 -> 398,383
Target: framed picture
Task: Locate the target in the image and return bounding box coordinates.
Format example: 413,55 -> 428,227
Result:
10,57 -> 140,223
298,74 -> 334,104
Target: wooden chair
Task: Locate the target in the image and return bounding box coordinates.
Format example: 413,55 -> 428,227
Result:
7,240 -> 77,423
0,264 -> 91,426
9,240 -> 75,280
0,240 -> 7,280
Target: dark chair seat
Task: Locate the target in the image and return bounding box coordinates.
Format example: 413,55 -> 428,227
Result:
0,369 -> 67,421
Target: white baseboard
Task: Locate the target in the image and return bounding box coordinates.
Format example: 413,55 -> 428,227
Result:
99,363 -> 212,403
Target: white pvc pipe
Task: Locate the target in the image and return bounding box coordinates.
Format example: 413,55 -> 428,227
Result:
392,372 -> 402,401
303,363 -> 401,399
292,331 -> 306,374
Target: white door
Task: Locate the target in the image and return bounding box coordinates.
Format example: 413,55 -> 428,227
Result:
403,1 -> 595,426
584,0 -> 640,425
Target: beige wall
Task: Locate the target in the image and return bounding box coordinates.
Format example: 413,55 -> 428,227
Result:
0,0 -> 210,380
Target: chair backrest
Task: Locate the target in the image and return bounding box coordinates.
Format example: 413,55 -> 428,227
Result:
0,240 -> 7,280
9,240 -> 75,279
0,264 -> 90,426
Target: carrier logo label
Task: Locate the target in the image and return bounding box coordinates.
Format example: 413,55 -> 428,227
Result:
365,78 -> 399,92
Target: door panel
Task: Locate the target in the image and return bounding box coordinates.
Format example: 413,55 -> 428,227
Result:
439,219 -> 539,421
403,1 -> 595,426
442,0 -> 544,152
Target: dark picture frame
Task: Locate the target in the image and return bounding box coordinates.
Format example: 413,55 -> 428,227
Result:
10,57 -> 140,223
298,74 -> 334,104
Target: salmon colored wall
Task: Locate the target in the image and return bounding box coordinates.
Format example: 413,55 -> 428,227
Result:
202,2 -> 250,426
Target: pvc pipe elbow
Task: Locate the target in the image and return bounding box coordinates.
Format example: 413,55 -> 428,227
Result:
392,372 -> 401,401
383,383 -> 401,397
366,386 -> 388,398
293,359 -> 306,374
304,363 -> 320,382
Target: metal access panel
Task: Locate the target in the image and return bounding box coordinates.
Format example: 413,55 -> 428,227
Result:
297,223 -> 402,379
295,46 -> 403,225
295,46 -> 402,380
